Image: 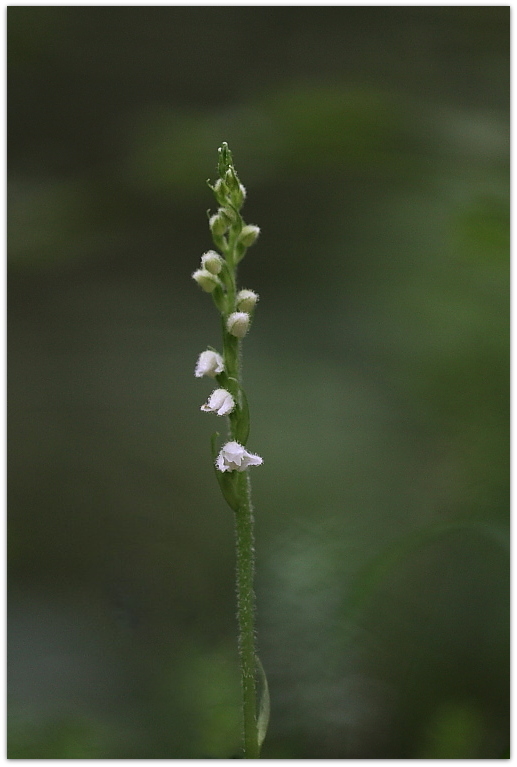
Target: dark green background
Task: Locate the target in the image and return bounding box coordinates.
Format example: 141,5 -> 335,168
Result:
8,7 -> 509,759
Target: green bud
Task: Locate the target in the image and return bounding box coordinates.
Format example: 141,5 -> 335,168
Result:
192,268 -> 220,293
222,205 -> 238,225
225,167 -> 240,191
209,210 -> 230,237
213,178 -> 229,206
227,311 -> 250,339
236,289 -> 259,313
201,250 -> 223,275
237,225 -> 260,248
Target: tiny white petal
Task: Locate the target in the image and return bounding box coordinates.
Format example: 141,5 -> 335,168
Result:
215,453 -> 226,472
242,452 -> 262,467
195,350 -> 224,378
218,397 -> 235,416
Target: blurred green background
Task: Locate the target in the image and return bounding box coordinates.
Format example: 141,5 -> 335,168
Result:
8,6 -> 509,759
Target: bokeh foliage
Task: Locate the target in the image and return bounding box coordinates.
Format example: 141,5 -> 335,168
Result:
8,6 -> 508,758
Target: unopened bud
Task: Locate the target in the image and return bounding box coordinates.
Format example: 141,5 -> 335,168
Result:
209,210 -> 230,237
236,289 -> 259,313
201,250 -> 223,275
213,178 -> 229,205
221,205 -> 238,225
227,311 -> 250,339
238,225 -> 260,248
225,167 -> 240,191
192,268 -> 220,293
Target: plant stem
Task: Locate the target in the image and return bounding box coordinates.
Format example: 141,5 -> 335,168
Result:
235,471 -> 259,758
223,328 -> 258,757
225,334 -> 259,757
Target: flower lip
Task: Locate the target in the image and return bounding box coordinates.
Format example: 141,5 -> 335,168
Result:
195,350 -> 224,378
215,440 -> 263,473
201,388 -> 235,416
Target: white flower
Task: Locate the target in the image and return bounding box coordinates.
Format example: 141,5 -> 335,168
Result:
192,268 -> 220,293
236,289 -> 259,313
201,388 -> 235,416
215,441 -> 263,472
195,350 -> 224,378
201,250 -> 223,275
227,311 -> 250,339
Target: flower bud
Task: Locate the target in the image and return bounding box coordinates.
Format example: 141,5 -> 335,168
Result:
227,311 -> 250,339
236,289 -> 259,313
201,388 -> 235,416
221,205 -> 238,225
195,350 -> 224,378
209,211 -> 230,237
237,225 -> 260,248
201,250 -> 223,275
224,168 -> 247,209
192,268 -> 220,293
224,167 -> 240,192
213,177 -> 229,205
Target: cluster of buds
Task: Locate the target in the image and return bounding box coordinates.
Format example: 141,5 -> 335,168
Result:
193,143 -> 263,477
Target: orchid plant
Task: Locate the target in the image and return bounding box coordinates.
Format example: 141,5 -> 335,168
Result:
192,144 -> 269,758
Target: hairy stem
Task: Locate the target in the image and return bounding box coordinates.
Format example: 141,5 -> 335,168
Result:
235,472 -> 259,758
224,332 -> 259,757
223,310 -> 258,756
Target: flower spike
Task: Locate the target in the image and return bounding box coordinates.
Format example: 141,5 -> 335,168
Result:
192,145 -> 266,757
